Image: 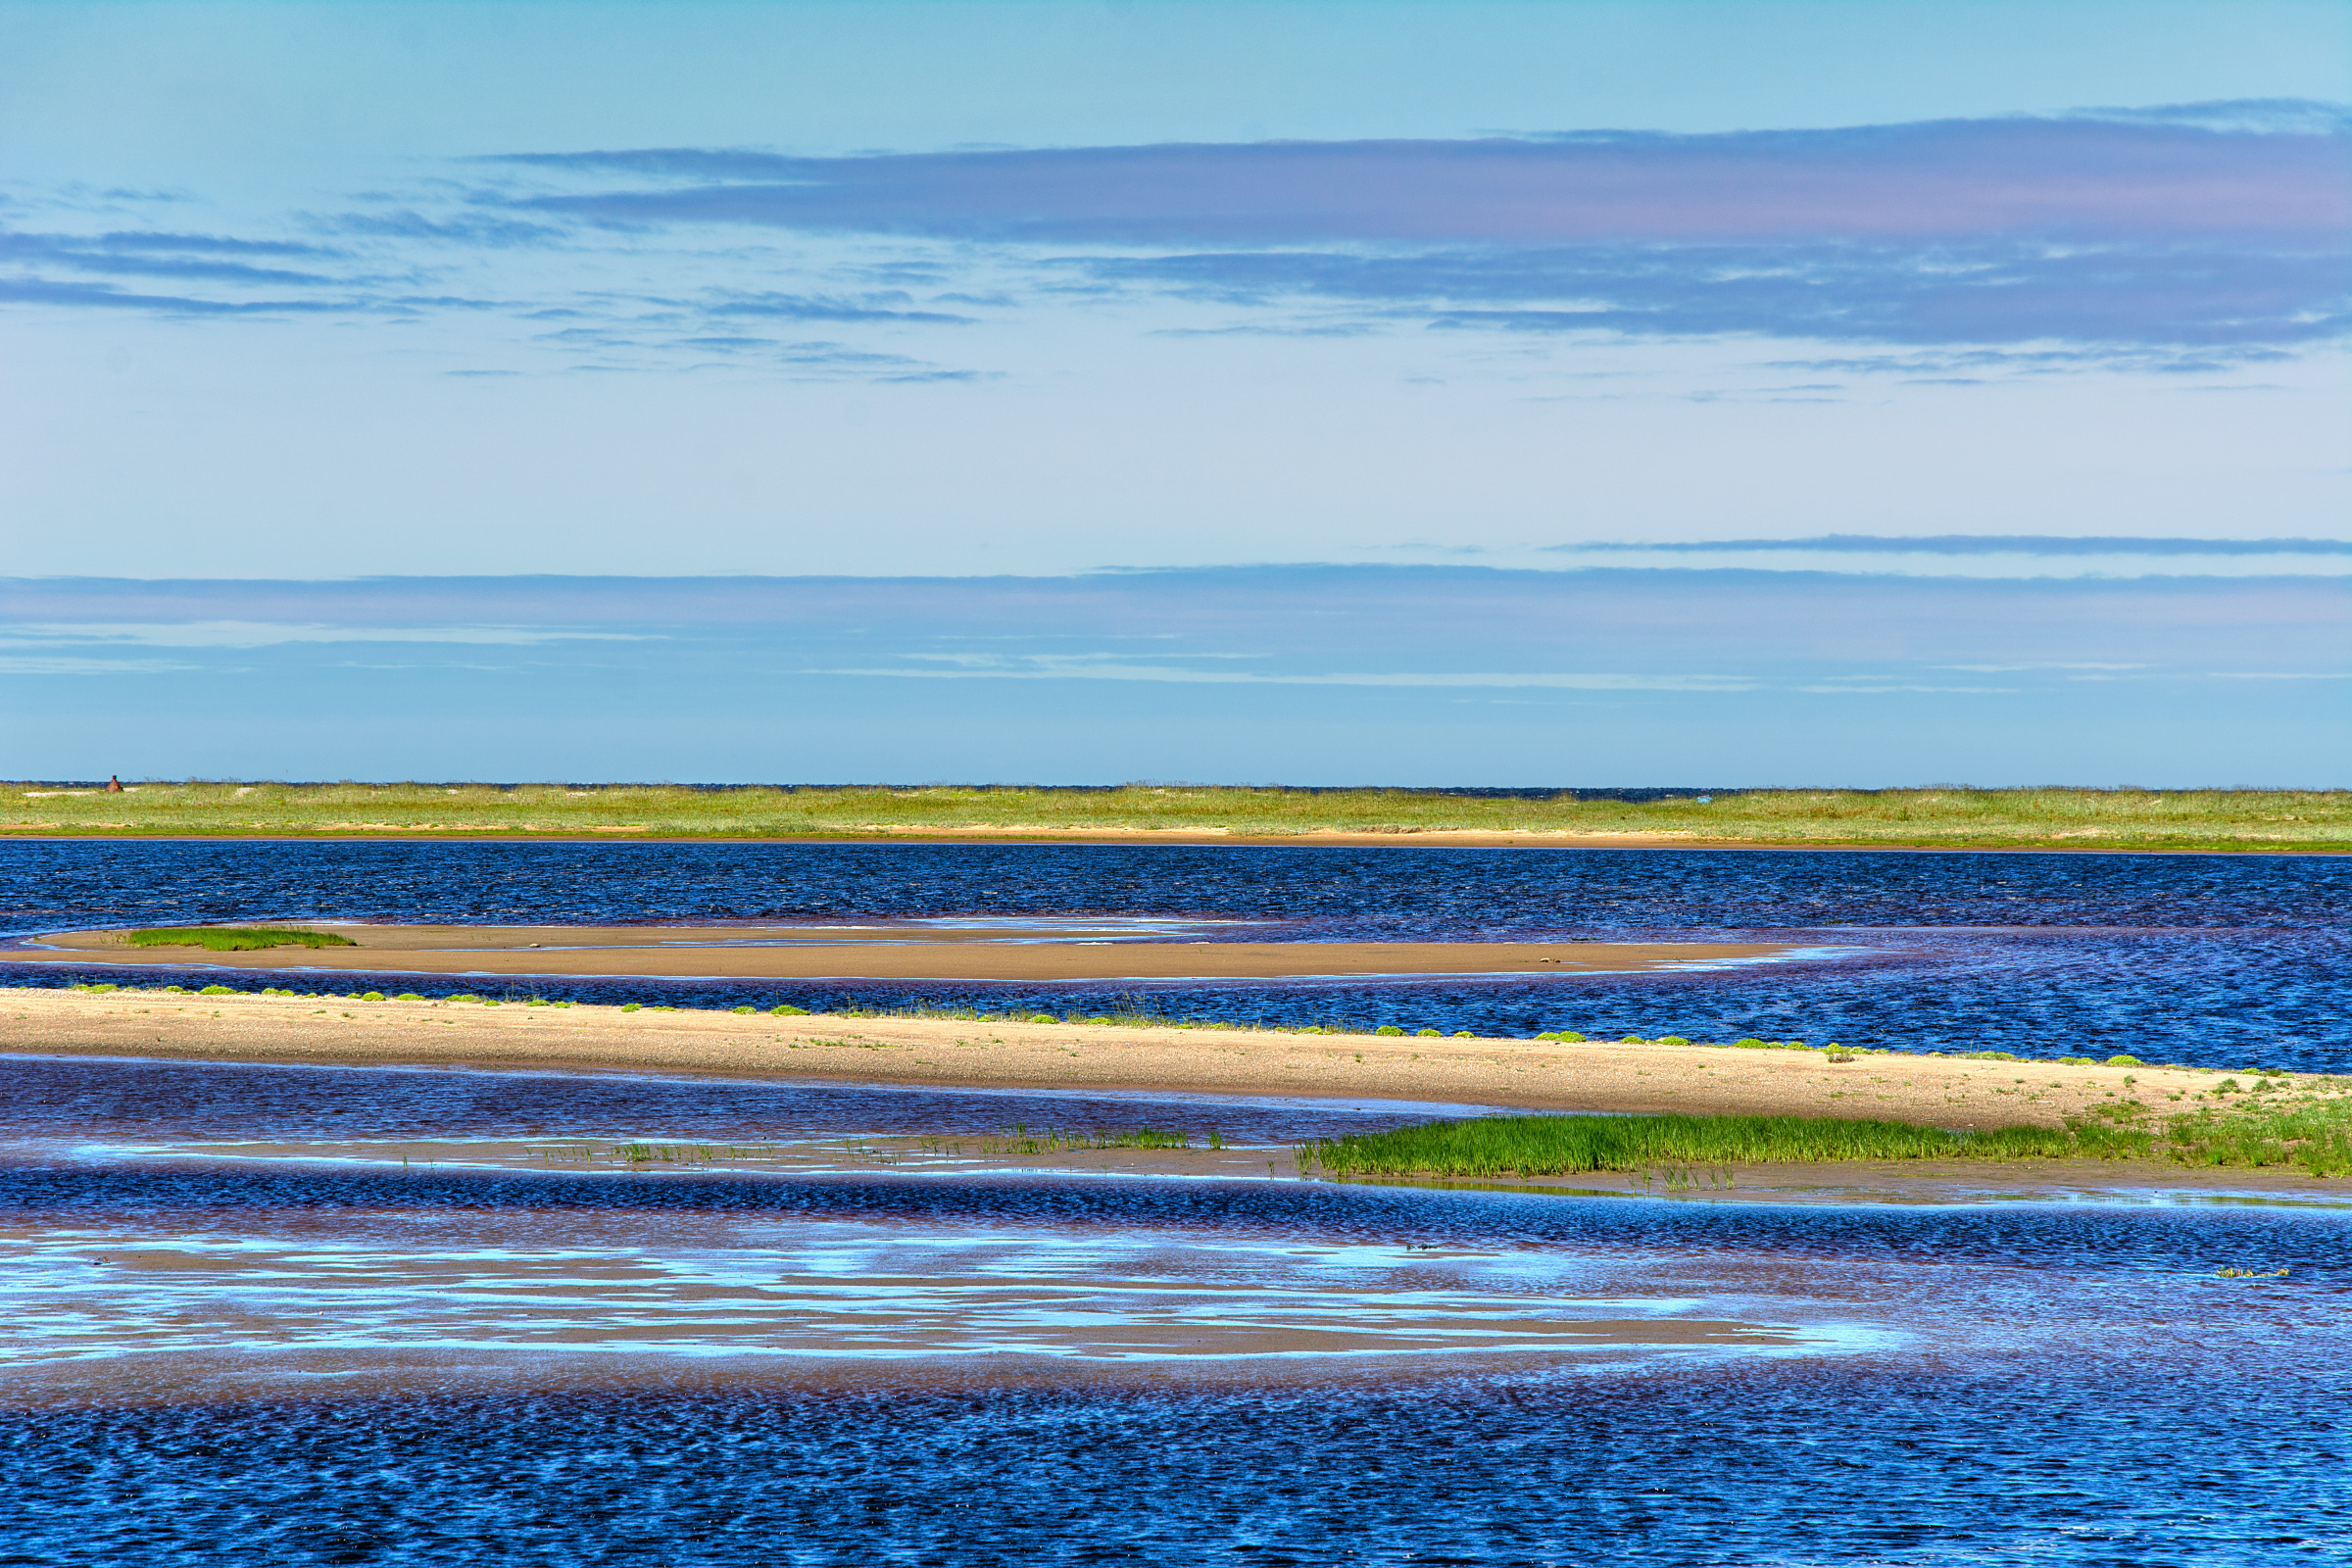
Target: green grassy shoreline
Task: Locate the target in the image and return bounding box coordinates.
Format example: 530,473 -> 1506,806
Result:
9,782 -> 2348,852
1304,1103 -> 2352,1179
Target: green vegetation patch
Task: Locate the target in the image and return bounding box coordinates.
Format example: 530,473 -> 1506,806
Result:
2130,1101 -> 2352,1177
1304,1113 -> 2076,1177
125,926 -> 358,952
1305,1092 -> 2352,1179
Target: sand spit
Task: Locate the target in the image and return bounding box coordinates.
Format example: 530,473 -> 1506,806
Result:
8,926 -> 1792,982
0,985 -> 2243,1129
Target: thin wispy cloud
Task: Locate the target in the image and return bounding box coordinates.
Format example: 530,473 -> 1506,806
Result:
315,210 -> 565,248
1078,245 -> 2343,351
703,291 -> 972,324
1554,535 -> 2352,556
0,227 -> 339,286
0,276 -> 344,315
3,621 -> 657,650
7,571 -> 2340,785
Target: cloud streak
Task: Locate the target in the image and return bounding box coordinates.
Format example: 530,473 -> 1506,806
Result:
0,226 -> 340,286
482,110 -> 2347,353
4,108 -> 2342,363
501,114 -> 2347,246
5,621 -> 655,649
1078,243 -> 2345,349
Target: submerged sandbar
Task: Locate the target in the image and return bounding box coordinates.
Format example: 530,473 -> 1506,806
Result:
8,924 -> 1793,981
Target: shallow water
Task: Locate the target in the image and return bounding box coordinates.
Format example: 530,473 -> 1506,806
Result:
5,839 -> 2347,1067
1,1062 -> 2347,1562
4,843 -> 2347,1562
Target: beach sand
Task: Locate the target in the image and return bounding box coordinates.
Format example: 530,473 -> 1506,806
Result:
0,984 -> 2249,1130
6,925 -> 1790,981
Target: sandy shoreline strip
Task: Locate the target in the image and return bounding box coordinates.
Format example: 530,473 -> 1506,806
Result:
0,985 -> 2245,1129
6,926 -> 1793,982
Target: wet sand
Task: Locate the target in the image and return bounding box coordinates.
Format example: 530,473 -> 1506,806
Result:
0,985 -> 2250,1129
8,925 -> 1790,981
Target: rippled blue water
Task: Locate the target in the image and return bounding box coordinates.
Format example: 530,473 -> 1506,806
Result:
3,839 -> 2344,1068
2,1092 -> 2346,1565
5,842 -> 2347,1563
12,1354 -> 2349,1568
0,1054 -> 1458,1146
2,1049 -> 2347,1563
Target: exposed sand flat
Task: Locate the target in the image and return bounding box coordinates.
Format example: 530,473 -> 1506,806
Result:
8,926 -> 1791,981
0,986 -> 2244,1130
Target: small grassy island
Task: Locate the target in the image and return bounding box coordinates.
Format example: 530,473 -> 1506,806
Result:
7,782 -> 2349,852
125,927 -> 358,953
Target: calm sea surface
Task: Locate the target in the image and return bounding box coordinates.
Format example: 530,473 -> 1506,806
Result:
3,842 -> 2347,1564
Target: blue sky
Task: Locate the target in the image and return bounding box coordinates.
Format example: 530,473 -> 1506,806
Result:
1,2 -> 2346,783
6,569 -> 2345,786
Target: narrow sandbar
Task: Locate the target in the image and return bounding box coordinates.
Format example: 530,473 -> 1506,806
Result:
0,985 -> 2240,1131
7,925 -> 1794,981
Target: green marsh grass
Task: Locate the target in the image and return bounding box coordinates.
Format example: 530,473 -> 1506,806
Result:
125,926 -> 356,952
13,782 -> 2349,853
1303,1114 -> 2078,1178
1304,1092 -> 2352,1179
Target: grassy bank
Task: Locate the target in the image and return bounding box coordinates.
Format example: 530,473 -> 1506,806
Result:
7,782 -> 2347,851
1305,1094 -> 2352,1179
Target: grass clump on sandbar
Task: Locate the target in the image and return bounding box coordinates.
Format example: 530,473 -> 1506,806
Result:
124,927 -> 357,952
1303,1113 -> 2076,1177
1305,1095 -> 2352,1179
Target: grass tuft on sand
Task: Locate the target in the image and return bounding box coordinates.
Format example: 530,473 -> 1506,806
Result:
126,927 -> 358,953
6,782 -> 2349,852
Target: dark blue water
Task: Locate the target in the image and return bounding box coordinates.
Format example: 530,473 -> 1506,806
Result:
10,1356 -> 2346,1567
4,839 -> 2345,1069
